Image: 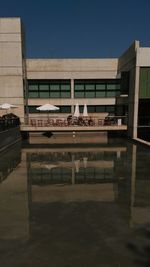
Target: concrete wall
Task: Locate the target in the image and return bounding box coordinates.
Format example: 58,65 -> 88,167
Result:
26,58 -> 118,79
26,58 -> 118,118
0,18 -> 25,122
137,47 -> 150,66
118,41 -> 140,138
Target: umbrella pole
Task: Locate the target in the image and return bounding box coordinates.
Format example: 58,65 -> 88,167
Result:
48,110 -> 50,123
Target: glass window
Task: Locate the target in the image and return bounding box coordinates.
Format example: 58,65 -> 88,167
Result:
115,91 -> 120,96
115,84 -> 120,89
28,106 -> 39,113
96,91 -> 105,97
61,92 -> 71,98
75,92 -> 84,98
50,84 -> 60,91
39,84 -> 49,91
106,106 -> 115,112
85,84 -> 95,91
50,92 -> 60,98
106,91 -> 116,97
28,92 -> 39,98
88,106 -> 95,112
96,84 -> 105,90
79,106 -> 84,113
107,84 -> 118,90
85,91 -> 95,98
39,91 -> 49,98
96,106 -> 105,112
61,84 -> 70,91
74,84 -> 84,90
28,84 -> 38,91
60,106 -> 71,113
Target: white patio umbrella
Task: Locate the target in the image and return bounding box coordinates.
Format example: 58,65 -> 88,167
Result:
36,103 -> 60,119
83,103 -> 88,117
36,103 -> 59,112
0,103 -> 18,113
73,103 -> 80,117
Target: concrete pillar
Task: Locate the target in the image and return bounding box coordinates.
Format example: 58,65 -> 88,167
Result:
0,18 -> 25,123
133,66 -> 140,138
128,66 -> 140,139
71,79 -> 74,114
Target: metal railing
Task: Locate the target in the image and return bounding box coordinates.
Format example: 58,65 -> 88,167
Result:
22,115 -> 127,127
0,118 -> 20,132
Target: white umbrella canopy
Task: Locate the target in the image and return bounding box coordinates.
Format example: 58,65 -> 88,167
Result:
36,104 -> 60,120
36,103 -> 59,111
0,103 -> 18,109
83,103 -> 88,117
0,103 -> 19,114
73,103 -> 80,117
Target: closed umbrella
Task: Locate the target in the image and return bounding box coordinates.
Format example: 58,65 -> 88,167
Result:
73,103 -> 80,117
83,104 -> 88,117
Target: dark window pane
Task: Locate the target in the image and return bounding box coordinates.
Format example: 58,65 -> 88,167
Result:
61,84 -> 70,91
106,106 -> 115,112
85,91 -> 95,98
28,84 -> 38,91
39,84 -> 49,91
75,92 -> 84,98
50,92 -> 60,98
106,91 -> 116,97
107,84 -> 119,90
96,91 -> 105,97
60,106 -> 71,113
96,106 -> 105,112
88,106 -> 95,112
96,84 -> 105,90
29,92 -> 39,98
28,106 -> 39,113
74,84 -> 84,90
85,84 -> 95,91
61,92 -> 71,98
39,91 -> 49,98
50,84 -> 60,91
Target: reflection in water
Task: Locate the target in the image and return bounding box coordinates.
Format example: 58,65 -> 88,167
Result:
0,141 -> 21,183
0,136 -> 150,267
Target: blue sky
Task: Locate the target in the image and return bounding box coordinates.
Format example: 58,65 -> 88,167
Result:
0,0 -> 150,58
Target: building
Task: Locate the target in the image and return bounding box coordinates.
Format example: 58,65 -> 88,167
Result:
0,17 -> 150,140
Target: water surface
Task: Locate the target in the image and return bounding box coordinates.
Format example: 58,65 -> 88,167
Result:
0,134 -> 150,267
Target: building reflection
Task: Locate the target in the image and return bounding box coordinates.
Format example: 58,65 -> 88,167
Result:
24,142 -> 150,266
0,141 -> 29,243
0,139 -> 150,266
25,144 -> 127,210
25,141 -> 150,227
0,141 -> 21,183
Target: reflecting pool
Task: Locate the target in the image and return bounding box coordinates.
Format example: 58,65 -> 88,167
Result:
0,134 -> 150,267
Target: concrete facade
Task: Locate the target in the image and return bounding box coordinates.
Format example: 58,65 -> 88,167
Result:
0,18 -> 25,121
0,17 -> 150,139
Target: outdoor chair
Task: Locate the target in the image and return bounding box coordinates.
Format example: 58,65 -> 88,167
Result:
98,119 -> 103,125
30,119 -> 36,126
38,120 -> 43,127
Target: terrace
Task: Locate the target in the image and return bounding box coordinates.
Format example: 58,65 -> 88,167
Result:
20,115 -> 127,132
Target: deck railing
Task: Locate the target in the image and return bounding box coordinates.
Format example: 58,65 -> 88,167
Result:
0,117 -> 20,132
23,116 -> 127,127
